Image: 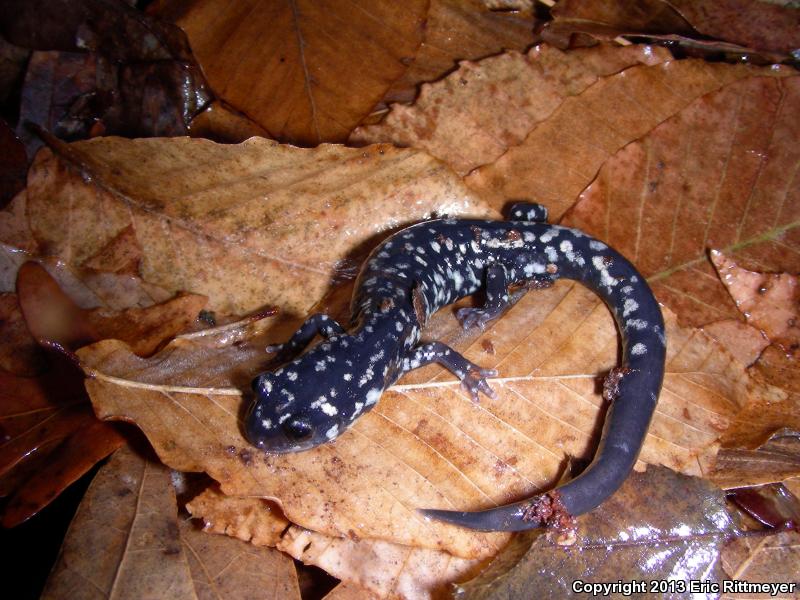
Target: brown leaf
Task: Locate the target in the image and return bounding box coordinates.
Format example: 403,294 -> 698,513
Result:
41,444 -> 198,600
467,60 -> 787,218
711,250 -> 799,357
188,101 -> 271,144
702,320 -> 768,368
180,518 -> 301,600
0,119 -> 26,208
563,76 -> 800,328
20,136 -> 492,316
0,293 -> 47,375
323,583 -> 381,600
454,466 -> 737,599
380,0 -> 538,106
79,280 -> 753,559
711,436 -> 800,489
17,261 -> 208,356
352,44 -> 672,176
158,0 -> 428,145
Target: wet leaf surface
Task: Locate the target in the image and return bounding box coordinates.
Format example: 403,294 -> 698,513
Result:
454,466 -> 736,599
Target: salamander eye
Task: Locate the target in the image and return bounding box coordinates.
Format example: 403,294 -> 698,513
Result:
282,417 -> 313,441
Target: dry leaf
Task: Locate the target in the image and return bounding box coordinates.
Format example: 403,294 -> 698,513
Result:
711,250 -> 799,357
79,279 -> 754,559
455,466 -> 736,599
711,435 -> 800,489
721,530 -> 800,597
41,444 -> 198,600
157,0 -> 428,144
563,76 -> 800,328
180,518 -> 301,600
324,583 -> 381,600
18,136 -> 492,316
187,488 -> 483,600
0,119 -> 26,207
467,60 -> 787,218
186,486 -> 289,548
380,0 -> 537,106
352,44 -> 672,176
0,293 -> 47,375
188,101 -> 270,144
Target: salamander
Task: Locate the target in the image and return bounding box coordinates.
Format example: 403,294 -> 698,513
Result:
245,202 -> 666,531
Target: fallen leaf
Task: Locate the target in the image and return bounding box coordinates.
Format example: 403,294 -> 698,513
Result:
17,261 -> 208,356
40,444 -> 198,600
563,76 -> 800,328
726,482 -> 800,530
352,43 -> 672,176
18,136 -> 492,316
186,486 -> 289,548
380,0 -> 537,106
187,487 -> 483,600
0,293 -> 47,375
79,279 -> 754,559
454,466 -> 737,599
0,119 -> 26,207
157,0 -> 428,145
702,320 -> 768,367
323,583 -> 381,600
711,250 -> 799,357
188,101 -> 271,144
181,518 -> 301,600
710,435 -> 800,489
467,60 -> 789,217
3,0 -> 210,155
721,530 -> 800,594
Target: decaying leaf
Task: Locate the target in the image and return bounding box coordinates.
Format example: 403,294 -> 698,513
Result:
711,250 -> 799,357
721,530 -> 800,594
380,0 -> 537,106
17,136 -> 493,316
0,293 -> 47,375
702,320 -> 768,368
41,444 -> 198,600
157,0 -> 428,145
564,76 -> 800,328
454,466 -> 737,599
323,583 -> 381,600
711,435 -> 800,489
188,101 -> 270,144
79,277 -> 754,559
181,518 -> 301,600
353,44 -> 672,176
466,61 -> 789,218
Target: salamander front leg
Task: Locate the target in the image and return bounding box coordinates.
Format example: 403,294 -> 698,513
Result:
264,314 -> 345,366
402,342 -> 498,401
456,263 -> 511,330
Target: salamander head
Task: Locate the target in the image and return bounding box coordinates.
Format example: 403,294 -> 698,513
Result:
244,342 -> 386,453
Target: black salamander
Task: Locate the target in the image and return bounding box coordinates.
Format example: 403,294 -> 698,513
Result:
246,202 -> 666,531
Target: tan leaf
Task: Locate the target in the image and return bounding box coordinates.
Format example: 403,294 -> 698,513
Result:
710,436 -> 800,489
710,250 -> 799,356
79,280 -> 751,559
41,445 -> 197,600
186,486 -> 289,548
180,518 -> 301,600
352,44 -> 672,176
189,101 -> 271,144
20,136 -> 493,316
278,525 -> 483,600
702,320 -> 768,368
720,530 -> 800,596
466,60 -> 788,218
0,293 -> 46,375
158,0 -> 428,144
324,583 -> 381,600
563,76 -> 800,327
187,489 -> 482,600
380,0 -> 537,106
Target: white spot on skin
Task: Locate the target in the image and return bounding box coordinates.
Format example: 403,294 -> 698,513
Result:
365,388 -> 382,406
343,373 -> 353,381
544,246 -> 558,262
278,413 -> 291,424
315,360 -> 326,371
353,401 -> 364,416
589,240 -> 607,251
260,419 -> 272,429
325,424 -> 339,440
623,298 -> 639,317
626,319 -> 649,330
631,343 -> 647,356
430,240 -> 441,253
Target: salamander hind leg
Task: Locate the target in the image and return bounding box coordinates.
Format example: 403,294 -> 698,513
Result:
402,341 -> 498,402
262,313 -> 345,368
456,263 -> 511,330
507,201 -> 548,222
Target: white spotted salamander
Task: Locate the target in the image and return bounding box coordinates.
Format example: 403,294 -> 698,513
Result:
246,202 -> 666,531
